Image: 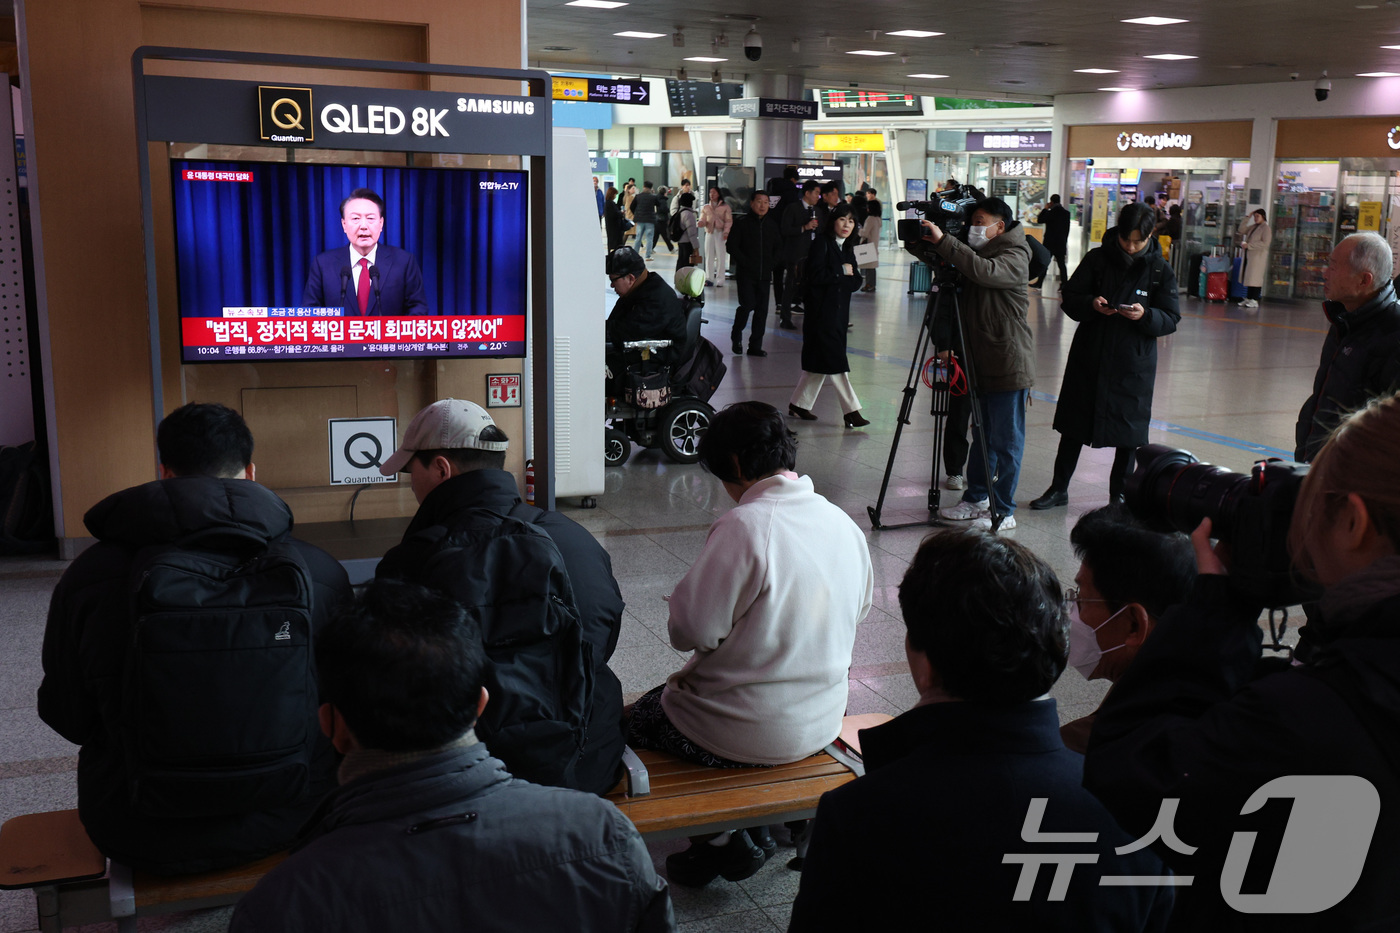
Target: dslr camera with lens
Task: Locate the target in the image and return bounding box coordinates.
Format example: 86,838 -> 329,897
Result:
1124,444 -> 1321,608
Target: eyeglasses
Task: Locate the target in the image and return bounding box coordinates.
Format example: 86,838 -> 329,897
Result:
1064,586 -> 1111,611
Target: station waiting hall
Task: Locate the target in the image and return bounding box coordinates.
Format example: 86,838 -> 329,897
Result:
3,1 -> 1400,931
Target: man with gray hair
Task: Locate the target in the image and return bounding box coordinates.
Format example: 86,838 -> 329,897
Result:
1295,232 -> 1400,461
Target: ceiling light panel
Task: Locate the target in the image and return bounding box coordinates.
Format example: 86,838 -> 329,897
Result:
614,31 -> 665,38
887,30 -> 944,38
1074,68 -> 1120,74
1144,53 -> 1197,60
907,73 -> 949,79
848,49 -> 897,56
684,56 -> 727,62
566,0 -> 628,7
1122,16 -> 1188,24
1358,71 -> 1400,76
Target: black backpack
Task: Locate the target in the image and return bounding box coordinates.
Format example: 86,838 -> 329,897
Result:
122,528 -> 318,817
0,441 -> 53,555
668,209 -> 685,244
412,504 -> 593,788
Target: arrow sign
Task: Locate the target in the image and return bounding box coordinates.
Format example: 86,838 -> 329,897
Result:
552,77 -> 652,105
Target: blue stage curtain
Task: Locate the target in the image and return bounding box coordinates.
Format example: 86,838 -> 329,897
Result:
172,160 -> 529,318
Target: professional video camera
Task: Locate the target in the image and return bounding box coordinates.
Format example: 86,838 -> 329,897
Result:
1124,444 -> 1322,608
895,184 -> 982,243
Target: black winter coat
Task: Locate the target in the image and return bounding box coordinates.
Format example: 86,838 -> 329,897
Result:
725,210 -> 781,281
791,701 -> 1173,931
1037,203 -> 1071,253
37,477 -> 350,874
604,269 -> 689,369
604,200 -> 627,251
1294,281 -> 1400,461
230,743 -> 673,933
1085,573 -> 1400,931
1057,234 -> 1180,447
781,197 -> 819,264
801,235 -> 863,374
376,470 -> 626,795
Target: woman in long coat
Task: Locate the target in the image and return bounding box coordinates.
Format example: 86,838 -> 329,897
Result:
603,187 -> 627,251
788,203 -> 870,428
1029,201 -> 1180,509
859,189 -> 882,292
1238,209 -> 1272,309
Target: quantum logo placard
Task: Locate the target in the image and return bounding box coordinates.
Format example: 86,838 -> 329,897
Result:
259,86 -> 314,144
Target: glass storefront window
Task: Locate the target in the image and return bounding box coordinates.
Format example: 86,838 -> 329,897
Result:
1270,161 -> 1339,299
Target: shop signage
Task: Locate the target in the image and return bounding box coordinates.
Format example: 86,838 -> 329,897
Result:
818,89 -> 923,116
1090,188 -> 1110,243
487,373 -> 522,407
1116,131 -> 1193,152
1359,201 -> 1384,232
728,97 -> 818,120
813,133 -> 885,152
551,76 -> 649,105
1388,125 -> 1400,150
994,157 -> 1045,177
328,418 -> 398,486
967,132 -> 1051,151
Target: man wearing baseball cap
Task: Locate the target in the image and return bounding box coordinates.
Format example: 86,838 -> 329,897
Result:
375,399 -> 627,794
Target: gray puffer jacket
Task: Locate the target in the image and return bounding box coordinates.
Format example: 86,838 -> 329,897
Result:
230,743 -> 674,933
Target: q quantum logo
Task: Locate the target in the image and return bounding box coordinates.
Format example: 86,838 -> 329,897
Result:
259,86 -> 314,144
1388,125 -> 1400,150
1116,132 -> 1131,152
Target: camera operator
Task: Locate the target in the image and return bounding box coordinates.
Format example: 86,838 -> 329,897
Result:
904,197 -> 1035,531
1294,232 -> 1400,463
1084,394 -> 1400,929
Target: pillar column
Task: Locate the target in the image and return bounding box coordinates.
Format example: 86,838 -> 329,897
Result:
741,74 -> 804,189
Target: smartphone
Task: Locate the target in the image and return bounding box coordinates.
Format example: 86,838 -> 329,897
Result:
1117,303 -> 1135,312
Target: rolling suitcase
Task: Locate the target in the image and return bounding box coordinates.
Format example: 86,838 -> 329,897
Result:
1230,258 -> 1248,300
1206,271 -> 1229,302
908,261 -> 932,294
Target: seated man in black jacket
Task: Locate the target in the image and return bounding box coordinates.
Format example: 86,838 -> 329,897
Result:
790,530 -> 1173,932
38,402 -> 351,874
231,579 -> 671,933
376,398 -> 626,794
604,246 -> 689,392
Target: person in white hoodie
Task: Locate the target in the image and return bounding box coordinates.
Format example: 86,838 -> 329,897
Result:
626,400 -> 873,887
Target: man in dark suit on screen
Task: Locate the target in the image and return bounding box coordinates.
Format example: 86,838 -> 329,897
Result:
303,187 -> 430,316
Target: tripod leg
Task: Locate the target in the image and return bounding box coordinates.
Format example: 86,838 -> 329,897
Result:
868,291 -> 939,529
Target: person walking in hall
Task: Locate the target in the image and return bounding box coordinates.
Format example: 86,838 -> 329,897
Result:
603,187 -> 627,252
1033,193 -> 1071,287
859,188 -> 882,292
768,167 -> 801,315
675,191 -> 701,269
726,189 -> 781,356
698,186 -> 732,287
1030,202 -> 1179,511
593,176 -> 604,227
1237,208 -> 1271,309
653,185 -> 675,254
778,180 -> 822,330
628,181 -> 663,261
789,203 -> 871,427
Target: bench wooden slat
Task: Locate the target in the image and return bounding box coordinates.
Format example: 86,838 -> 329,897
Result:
615,773 -> 854,834
0,810 -> 106,890
132,852 -> 288,909
634,762 -> 851,797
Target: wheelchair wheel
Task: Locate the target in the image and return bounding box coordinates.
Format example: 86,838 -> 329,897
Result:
604,426 -> 631,467
660,400 -> 711,464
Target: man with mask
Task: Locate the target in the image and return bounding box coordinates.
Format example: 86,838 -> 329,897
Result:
1294,232 -> 1400,462
1061,506 -> 1196,753
904,197 -> 1034,531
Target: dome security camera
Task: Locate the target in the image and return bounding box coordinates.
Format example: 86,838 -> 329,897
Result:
1315,72 -> 1331,101
744,27 -> 763,61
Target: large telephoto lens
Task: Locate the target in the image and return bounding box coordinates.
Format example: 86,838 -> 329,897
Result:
1123,444 -> 1252,539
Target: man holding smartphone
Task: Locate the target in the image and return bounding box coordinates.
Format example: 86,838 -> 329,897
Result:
1030,201 -> 1180,510
903,197 -> 1035,531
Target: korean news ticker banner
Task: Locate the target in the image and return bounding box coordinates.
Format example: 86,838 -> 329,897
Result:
183,311 -> 525,359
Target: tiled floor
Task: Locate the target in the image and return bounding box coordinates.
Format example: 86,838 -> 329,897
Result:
0,239 -> 1328,932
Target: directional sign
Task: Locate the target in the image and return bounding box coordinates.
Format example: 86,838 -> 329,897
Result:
487,373 -> 522,408
728,97 -> 818,121
328,417 -> 398,485
552,77 -> 650,105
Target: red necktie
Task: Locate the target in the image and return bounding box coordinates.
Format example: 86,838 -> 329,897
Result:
357,257 -> 370,315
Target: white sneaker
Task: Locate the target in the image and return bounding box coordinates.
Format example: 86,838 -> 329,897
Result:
972,513 -> 1017,532
939,499 -> 990,522
944,474 -> 966,490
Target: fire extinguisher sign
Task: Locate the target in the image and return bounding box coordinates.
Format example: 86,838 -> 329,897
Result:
487,373 -> 522,408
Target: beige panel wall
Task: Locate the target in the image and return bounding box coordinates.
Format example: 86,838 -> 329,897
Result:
24,0 -> 525,540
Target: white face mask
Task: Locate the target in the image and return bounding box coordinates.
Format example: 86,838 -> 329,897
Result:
1067,601 -> 1126,680
967,223 -> 997,250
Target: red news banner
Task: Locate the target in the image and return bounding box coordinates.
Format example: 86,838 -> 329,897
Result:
183,314 -> 524,350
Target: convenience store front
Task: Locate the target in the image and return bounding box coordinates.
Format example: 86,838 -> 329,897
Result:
1064,121 -> 1252,280
1268,117 -> 1400,300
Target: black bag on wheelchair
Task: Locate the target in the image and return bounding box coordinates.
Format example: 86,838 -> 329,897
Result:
624,365 -> 672,409
674,338 -> 727,403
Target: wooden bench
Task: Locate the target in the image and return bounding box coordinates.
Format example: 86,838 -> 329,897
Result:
0,713 -> 892,930
0,810 -> 285,933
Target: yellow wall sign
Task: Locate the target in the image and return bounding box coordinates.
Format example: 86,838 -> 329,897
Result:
1359,201 -> 1384,232
813,133 -> 885,152
1090,187 -> 1110,244
552,77 -> 589,101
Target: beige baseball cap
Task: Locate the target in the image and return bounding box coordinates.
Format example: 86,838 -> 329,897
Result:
379,398 -> 509,475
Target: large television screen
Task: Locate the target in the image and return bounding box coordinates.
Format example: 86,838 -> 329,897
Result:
171,160 -> 529,363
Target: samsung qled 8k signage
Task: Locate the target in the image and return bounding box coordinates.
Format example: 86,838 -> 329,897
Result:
172,160 -> 529,363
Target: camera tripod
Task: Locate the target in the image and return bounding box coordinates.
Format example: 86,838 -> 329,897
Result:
867,274 -> 1004,532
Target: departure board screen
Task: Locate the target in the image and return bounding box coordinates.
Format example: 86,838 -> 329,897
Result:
666,80 -> 745,117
